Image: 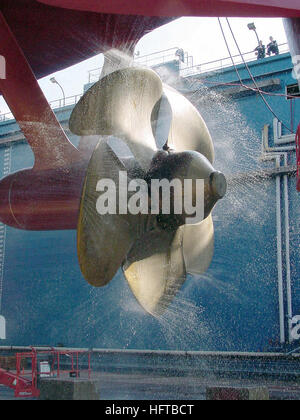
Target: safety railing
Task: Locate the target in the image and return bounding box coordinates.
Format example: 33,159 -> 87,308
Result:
14,348 -> 92,398
88,47 -> 194,83
0,93 -> 82,123
88,67 -> 103,84
48,93 -> 82,111
0,43 -> 290,123
88,43 -> 289,83
135,47 -> 188,67
180,43 -> 289,77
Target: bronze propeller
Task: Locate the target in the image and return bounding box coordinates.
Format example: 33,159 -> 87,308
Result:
70,67 -> 227,316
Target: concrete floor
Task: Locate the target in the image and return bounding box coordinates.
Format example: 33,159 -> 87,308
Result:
1,372 -> 300,400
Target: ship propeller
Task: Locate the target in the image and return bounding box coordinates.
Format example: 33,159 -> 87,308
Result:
70,67 -> 227,316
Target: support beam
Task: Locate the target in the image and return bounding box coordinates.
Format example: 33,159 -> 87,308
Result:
0,11 -> 80,170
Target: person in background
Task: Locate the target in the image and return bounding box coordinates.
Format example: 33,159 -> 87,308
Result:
267,36 -> 279,56
175,48 -> 185,63
254,41 -> 266,60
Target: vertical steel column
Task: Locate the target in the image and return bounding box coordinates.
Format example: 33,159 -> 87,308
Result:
0,144 -> 11,318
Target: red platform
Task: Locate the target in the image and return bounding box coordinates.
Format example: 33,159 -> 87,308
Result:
0,348 -> 92,398
0,367 -> 37,398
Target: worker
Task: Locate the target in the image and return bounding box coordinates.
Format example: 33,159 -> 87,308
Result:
175,48 -> 185,63
267,37 -> 279,56
255,41 -> 266,60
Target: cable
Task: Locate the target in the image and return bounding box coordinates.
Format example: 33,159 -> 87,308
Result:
217,18 -> 244,86
225,18 -> 294,134
217,17 -> 294,133
188,23 -> 299,102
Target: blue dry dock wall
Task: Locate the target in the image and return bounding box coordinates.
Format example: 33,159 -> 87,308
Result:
195,53 -> 299,149
289,186 -> 300,337
187,51 -> 300,351
0,110 -> 83,347
0,53 -> 299,352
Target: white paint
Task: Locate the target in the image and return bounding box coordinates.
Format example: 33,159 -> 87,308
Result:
0,315 -> 6,340
39,361 -> 51,378
291,316 -> 300,341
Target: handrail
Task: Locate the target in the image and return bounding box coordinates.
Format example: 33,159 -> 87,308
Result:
135,47 -> 182,67
88,43 -> 289,83
0,43 -> 290,123
0,93 -> 82,123
88,47 -> 190,83
181,42 -> 289,77
0,346 -> 299,357
136,47 -> 180,61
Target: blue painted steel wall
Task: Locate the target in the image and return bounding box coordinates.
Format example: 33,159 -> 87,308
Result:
0,53 -> 299,352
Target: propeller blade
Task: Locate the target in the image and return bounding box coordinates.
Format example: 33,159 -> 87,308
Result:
151,93 -> 173,150
77,138 -> 140,287
123,228 -> 186,317
160,87 -> 219,276
163,84 -> 214,163
182,215 -> 214,276
70,68 -> 163,170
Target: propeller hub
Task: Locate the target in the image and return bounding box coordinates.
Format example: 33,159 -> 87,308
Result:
210,171 -> 227,200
